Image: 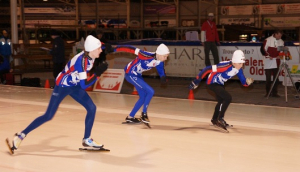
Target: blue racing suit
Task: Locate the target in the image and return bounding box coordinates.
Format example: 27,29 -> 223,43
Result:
115,45 -> 166,117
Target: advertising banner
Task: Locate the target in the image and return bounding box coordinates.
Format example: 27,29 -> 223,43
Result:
259,4 -> 278,15
18,7 -> 76,16
220,6 -> 253,15
263,17 -> 300,28
24,20 -> 76,28
219,18 -> 255,26
283,63 -> 300,86
110,45 -> 300,81
144,5 -> 176,14
220,3 -> 300,16
284,3 -> 300,14
93,69 -> 125,93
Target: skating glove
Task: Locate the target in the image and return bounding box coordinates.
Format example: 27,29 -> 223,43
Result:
104,43 -> 114,54
160,76 -> 167,85
189,79 -> 200,90
94,62 -> 108,76
246,77 -> 254,85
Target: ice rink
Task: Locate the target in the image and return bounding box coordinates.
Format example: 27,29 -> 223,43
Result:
0,85 -> 299,172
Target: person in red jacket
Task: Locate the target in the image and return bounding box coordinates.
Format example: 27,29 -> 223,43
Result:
201,13 -> 220,66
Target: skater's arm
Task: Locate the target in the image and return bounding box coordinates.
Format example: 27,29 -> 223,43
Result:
156,62 -> 166,77
115,45 -> 139,55
189,65 -> 212,89
77,57 -> 99,89
156,62 -> 167,84
115,45 -> 155,60
236,69 -> 250,86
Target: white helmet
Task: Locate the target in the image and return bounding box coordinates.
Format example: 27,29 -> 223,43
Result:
84,35 -> 101,52
156,43 -> 170,55
232,50 -> 245,63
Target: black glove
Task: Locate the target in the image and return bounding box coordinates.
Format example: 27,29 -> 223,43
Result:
104,43 -> 114,54
160,76 -> 167,84
189,79 -> 200,90
94,62 -> 108,76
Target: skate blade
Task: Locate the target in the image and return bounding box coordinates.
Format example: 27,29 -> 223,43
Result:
5,138 -> 14,155
121,122 -> 142,125
142,121 -> 151,128
210,124 -> 229,133
79,147 -> 110,152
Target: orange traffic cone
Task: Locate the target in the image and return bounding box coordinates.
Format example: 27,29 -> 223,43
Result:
132,87 -> 138,95
44,79 -> 50,88
188,90 -> 194,100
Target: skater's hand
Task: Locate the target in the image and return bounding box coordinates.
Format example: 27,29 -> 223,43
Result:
160,76 -> 167,85
189,79 -> 200,90
94,62 -> 108,76
246,77 -> 254,85
104,43 -> 114,54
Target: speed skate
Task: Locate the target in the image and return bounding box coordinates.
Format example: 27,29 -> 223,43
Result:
79,146 -> 110,152
209,123 -> 229,133
142,121 -> 151,128
5,138 -> 15,155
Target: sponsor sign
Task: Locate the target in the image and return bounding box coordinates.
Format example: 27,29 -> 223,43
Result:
220,3 -> 300,15
18,7 -> 76,15
110,45 -> 300,81
282,64 -> 300,86
263,17 -> 300,28
219,18 -> 255,26
144,5 -> 176,14
93,69 -> 125,93
24,20 -> 76,28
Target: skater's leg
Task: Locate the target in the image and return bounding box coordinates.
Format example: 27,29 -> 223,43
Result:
69,87 -> 96,139
212,96 -> 222,120
125,75 -> 147,117
69,87 -> 103,148
22,86 -> 70,135
132,79 -> 154,123
141,83 -> 154,113
208,84 -> 231,119
208,84 -> 231,130
10,86 -> 70,151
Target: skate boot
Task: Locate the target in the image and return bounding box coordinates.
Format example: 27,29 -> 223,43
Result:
140,112 -> 150,123
12,133 -> 26,150
211,119 -> 227,132
211,119 -> 218,126
6,132 -> 26,154
125,116 -> 141,124
219,118 -> 232,128
82,137 -> 103,148
217,119 -> 228,131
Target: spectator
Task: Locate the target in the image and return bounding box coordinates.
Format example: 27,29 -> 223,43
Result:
50,30 -> 65,79
0,29 -> 12,60
262,30 -> 284,97
201,13 -> 220,66
0,55 -> 11,84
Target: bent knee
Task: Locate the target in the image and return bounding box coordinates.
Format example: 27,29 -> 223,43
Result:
89,103 -> 97,113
